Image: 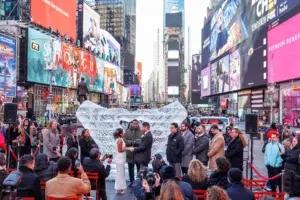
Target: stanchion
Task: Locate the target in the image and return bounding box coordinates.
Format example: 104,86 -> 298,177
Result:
281,169 -> 285,192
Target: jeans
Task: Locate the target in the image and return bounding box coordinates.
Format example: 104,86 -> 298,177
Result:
128,163 -> 140,183
267,165 -> 282,192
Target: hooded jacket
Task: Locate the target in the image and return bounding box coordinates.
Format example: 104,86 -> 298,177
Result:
264,142 -> 284,167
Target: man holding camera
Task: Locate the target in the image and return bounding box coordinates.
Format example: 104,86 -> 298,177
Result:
127,122 -> 153,168
83,148 -> 112,200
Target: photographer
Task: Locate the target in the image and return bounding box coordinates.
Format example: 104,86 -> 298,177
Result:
83,148 -> 112,200
132,167 -> 161,200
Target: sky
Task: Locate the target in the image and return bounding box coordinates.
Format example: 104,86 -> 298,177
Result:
136,0 -> 210,83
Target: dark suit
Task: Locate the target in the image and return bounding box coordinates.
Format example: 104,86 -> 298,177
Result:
83,157 -> 111,200
134,131 -> 153,167
77,80 -> 89,101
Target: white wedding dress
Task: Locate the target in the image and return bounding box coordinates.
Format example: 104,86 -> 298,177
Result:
114,138 -> 127,190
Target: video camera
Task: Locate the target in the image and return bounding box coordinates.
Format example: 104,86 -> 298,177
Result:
140,168 -> 156,186
1,170 -> 23,200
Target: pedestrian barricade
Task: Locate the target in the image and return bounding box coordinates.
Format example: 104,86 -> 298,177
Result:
242,179 -> 267,191
253,191 -> 285,200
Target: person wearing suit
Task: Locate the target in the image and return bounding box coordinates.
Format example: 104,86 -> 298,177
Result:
127,122 -> 153,168
208,125 -> 225,171
180,122 -> 194,175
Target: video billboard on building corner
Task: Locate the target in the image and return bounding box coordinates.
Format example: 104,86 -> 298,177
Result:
31,0 -> 77,39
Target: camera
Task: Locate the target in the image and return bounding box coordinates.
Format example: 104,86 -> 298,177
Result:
141,169 -> 156,186
74,159 -> 81,169
105,154 -> 113,159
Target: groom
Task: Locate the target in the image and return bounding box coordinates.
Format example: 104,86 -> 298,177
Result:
128,122 -> 153,168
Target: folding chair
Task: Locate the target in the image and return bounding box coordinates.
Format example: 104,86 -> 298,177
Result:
253,192 -> 285,200
85,172 -> 99,200
193,189 -> 207,200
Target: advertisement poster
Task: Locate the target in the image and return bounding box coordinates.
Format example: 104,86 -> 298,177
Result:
207,0 -> 249,62
137,62 -> 143,85
31,0 -> 77,39
164,0 -> 184,13
104,66 -> 117,94
211,56 -> 230,95
201,66 -> 211,97
99,29 -> 121,66
229,50 -> 241,91
28,28 -> 73,88
192,54 -> 201,91
83,3 -> 101,54
0,34 -> 16,97
268,14 -> 300,83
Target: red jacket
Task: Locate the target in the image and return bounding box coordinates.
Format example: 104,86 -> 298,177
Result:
0,133 -> 6,152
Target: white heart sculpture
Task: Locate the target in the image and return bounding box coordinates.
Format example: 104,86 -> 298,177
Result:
76,100 -> 187,154
76,100 -> 187,179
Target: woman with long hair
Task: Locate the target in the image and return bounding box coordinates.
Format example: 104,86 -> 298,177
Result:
182,159 -> 208,191
66,147 -> 79,177
43,119 -> 60,162
225,128 -> 246,171
207,186 -> 230,200
208,157 -> 231,189
157,180 -> 184,200
79,129 -> 94,163
18,119 -> 33,157
114,128 -> 126,195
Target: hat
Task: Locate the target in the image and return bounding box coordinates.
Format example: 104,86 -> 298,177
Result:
154,153 -> 163,160
228,168 -> 243,183
160,165 -> 175,180
0,153 -> 6,166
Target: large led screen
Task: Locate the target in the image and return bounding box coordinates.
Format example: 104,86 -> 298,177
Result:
164,0 -> 184,14
211,56 -> 230,95
104,62 -> 118,94
268,14 -> 300,83
83,3 -> 101,54
31,0 -> 77,39
201,66 -> 211,97
28,28 -> 104,93
229,50 -> 241,91
0,34 -> 16,97
202,0 -> 300,68
192,54 -> 201,91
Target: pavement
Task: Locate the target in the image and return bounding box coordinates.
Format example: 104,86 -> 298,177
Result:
100,122 -> 268,200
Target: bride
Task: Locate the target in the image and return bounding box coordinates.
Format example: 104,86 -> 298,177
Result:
114,128 -> 127,194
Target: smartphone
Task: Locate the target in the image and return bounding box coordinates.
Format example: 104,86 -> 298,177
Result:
108,154 -> 113,159
75,160 -> 81,169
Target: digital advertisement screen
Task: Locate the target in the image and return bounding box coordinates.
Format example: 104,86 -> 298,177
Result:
0,34 -> 16,97
31,0 -> 77,39
268,14 -> 300,83
104,64 -> 118,94
83,3 -> 101,54
211,55 -> 230,95
99,29 -> 120,66
229,49 -> 241,91
201,66 -> 211,97
164,0 -> 184,14
28,28 -> 104,92
191,54 -> 201,91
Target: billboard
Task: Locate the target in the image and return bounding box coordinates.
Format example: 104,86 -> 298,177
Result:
83,3 -> 101,54
211,55 -> 230,95
0,34 -> 16,97
164,0 -> 184,14
104,62 -> 118,94
128,85 -> 141,96
137,62 -> 142,85
201,66 -> 211,97
28,28 -> 105,93
191,54 -> 201,91
202,0 -> 300,67
268,14 -> 300,83
31,0 -> 77,39
229,49 -> 241,91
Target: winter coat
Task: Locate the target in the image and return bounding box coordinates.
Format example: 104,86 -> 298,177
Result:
208,170 -> 230,189
42,128 -> 60,159
264,142 -> 284,168
281,145 -> 300,196
166,132 -> 185,164
225,137 -> 244,171
192,133 -> 209,166
67,135 -> 79,150
181,131 -> 194,168
226,182 -> 255,200
17,166 -> 43,200
34,161 -> 57,182
134,131 -> 153,166
79,137 -> 94,162
182,175 -> 208,191
208,132 -> 225,170
83,157 -> 111,191
77,80 -> 89,96
124,127 -> 142,164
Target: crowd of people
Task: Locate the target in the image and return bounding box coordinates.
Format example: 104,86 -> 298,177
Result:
0,116 -> 298,200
